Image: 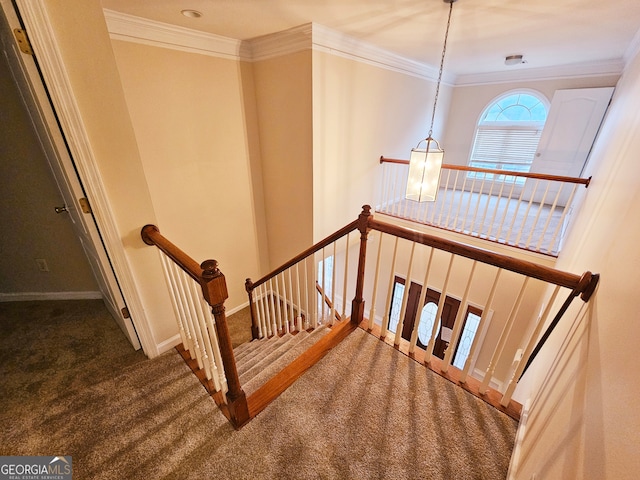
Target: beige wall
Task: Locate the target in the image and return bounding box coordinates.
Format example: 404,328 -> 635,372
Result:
0,49 -> 98,296
511,54 -> 640,478
442,75 -> 620,169
252,51 -> 314,268
312,51 -> 453,238
110,41 -> 264,309
36,0 -> 176,349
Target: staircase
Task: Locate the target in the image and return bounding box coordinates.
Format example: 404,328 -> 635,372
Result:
143,206 -> 599,430
234,325 -> 330,397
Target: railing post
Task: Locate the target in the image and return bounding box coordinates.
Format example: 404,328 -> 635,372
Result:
351,205 -> 372,325
200,259 -> 249,428
245,278 -> 260,340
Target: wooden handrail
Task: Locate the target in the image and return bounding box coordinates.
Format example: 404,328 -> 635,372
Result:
246,219 -> 360,291
141,224 -> 202,281
141,224 -> 249,428
379,156 -> 591,186
367,215 -> 597,297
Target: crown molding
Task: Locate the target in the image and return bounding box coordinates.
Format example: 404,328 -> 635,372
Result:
310,24 -> 453,83
246,23 -> 312,62
624,28 -> 640,70
455,59 -> 625,86
248,23 -> 451,83
102,9 -> 623,86
103,9 -> 251,61
102,11 -> 448,83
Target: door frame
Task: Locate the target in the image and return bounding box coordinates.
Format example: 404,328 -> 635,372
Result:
388,275 -> 493,374
4,0 -> 156,356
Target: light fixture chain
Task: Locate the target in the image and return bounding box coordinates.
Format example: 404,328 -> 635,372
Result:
428,0 -> 454,139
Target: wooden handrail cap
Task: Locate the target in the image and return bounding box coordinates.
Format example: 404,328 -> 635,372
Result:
141,224 -> 159,246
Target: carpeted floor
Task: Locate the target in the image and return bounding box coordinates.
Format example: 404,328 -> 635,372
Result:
0,300 -> 518,479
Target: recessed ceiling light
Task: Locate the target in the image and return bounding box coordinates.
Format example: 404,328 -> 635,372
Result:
181,9 -> 203,19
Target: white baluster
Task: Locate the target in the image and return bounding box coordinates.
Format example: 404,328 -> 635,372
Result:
268,278 -> 278,336
200,298 -> 228,393
381,236 -> 400,338
368,232 -> 384,330
521,180 -> 551,249
425,253 -> 455,364
460,268 -> 502,383
329,242 -> 337,325
480,276 -> 530,395
295,263 -> 303,332
509,180 -> 536,247
442,261 -> 477,372
342,234 -> 350,320
188,281 -> 214,381
177,269 -> 205,370
500,285 -> 561,406
494,180 -> 517,242
159,254 -> 189,351
409,247 -> 435,354
533,184 -> 563,252
394,242 -> 417,346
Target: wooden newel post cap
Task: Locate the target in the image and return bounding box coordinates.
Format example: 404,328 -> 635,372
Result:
245,278 -> 254,293
140,224 -> 159,246
200,259 -> 228,306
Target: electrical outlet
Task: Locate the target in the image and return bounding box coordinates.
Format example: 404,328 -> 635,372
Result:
35,258 -> 49,272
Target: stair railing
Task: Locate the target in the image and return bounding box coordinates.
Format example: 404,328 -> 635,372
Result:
141,225 -> 250,428
362,209 -> 598,409
246,206 -> 598,411
377,157 -> 590,256
245,208 -> 370,340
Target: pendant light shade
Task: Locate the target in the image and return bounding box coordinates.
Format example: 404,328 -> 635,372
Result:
406,137 -> 444,202
406,0 -> 456,203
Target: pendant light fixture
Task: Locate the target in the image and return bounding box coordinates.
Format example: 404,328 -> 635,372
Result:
406,0 -> 457,203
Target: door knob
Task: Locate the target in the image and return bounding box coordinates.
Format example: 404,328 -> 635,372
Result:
54,205 -> 69,214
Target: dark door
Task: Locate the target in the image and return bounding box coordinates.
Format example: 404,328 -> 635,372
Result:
389,276 -> 462,360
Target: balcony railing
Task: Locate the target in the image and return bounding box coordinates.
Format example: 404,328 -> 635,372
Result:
377,157 -> 591,256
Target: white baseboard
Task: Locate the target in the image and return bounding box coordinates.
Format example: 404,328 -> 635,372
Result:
227,300 -> 249,316
156,333 -> 181,355
507,398 -> 531,480
0,291 -> 103,302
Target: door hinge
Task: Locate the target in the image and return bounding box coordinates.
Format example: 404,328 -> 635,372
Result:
78,197 -> 92,214
121,307 -> 130,319
13,28 -> 34,56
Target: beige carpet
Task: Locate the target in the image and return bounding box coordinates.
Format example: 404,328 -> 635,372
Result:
378,188 -> 566,255
0,300 -> 517,479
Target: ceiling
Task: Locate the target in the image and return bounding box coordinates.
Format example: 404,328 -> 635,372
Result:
100,0 -> 640,78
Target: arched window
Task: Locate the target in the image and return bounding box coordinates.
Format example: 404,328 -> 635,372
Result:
468,91 -> 548,184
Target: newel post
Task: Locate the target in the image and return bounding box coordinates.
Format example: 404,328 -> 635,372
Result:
200,259 -> 249,428
351,205 -> 372,326
245,278 -> 260,340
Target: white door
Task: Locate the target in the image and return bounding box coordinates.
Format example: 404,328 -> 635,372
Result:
525,87 -> 614,206
0,3 -> 141,349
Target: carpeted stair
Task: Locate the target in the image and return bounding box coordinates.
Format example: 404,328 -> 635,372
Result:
234,324 -> 331,397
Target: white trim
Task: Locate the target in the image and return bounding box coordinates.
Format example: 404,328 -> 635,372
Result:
156,333 -> 182,355
472,367 -> 503,391
311,24 -> 450,83
248,23 -> 312,62
226,301 -> 250,316
0,291 -> 103,302
101,9 -> 624,86
456,59 -> 624,87
506,398 -> 531,480
103,9 -> 251,61
15,0 -> 158,358
623,27 -> 640,67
